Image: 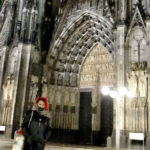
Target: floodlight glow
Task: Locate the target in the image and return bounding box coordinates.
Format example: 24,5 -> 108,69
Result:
118,87 -> 127,96
101,87 -> 110,95
127,90 -> 135,98
109,91 -> 117,99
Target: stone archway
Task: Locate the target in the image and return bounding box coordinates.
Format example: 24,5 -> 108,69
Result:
46,12 -> 115,145
79,44 -> 115,145
47,12 -> 114,87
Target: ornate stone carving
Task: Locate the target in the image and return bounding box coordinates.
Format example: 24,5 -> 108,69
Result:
64,72 -> 70,86
8,47 -> 19,75
72,64 -> 79,73
70,73 -> 77,87
51,49 -> 58,58
60,53 -> 67,63
57,73 -> 63,86
32,50 -> 40,64
29,75 -> 39,102
0,0 -> 9,30
68,55 -> 75,64
127,70 -> 147,97
72,48 -> 78,55
139,71 -> 147,97
3,75 -> 14,104
80,44 -> 114,88
56,61 -> 64,72
66,63 -> 72,72
76,55 -> 83,64
42,76 -> 48,97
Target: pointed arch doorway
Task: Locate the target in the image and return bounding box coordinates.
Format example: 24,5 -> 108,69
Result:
79,44 -> 115,145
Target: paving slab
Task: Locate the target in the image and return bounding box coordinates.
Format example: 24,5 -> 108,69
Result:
0,137 -> 144,150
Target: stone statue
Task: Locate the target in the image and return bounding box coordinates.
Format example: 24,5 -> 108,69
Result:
29,75 -> 38,102
57,73 -> 63,85
71,74 -> 77,87
139,71 -> 147,97
42,76 -> 48,97
66,64 -> 71,72
127,71 -> 137,96
73,64 -> 79,73
64,73 -> 70,86
3,75 -> 14,104
9,48 -> 19,75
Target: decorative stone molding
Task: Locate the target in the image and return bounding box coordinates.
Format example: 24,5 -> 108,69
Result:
47,11 -> 114,87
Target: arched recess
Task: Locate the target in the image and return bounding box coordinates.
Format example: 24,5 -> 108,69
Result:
125,8 -> 148,133
47,11 -> 115,87
79,44 -> 115,145
46,11 -> 115,145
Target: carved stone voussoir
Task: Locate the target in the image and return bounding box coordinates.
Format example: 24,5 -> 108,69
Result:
70,73 -> 77,87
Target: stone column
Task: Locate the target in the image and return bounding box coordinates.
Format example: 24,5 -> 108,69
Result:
145,19 -> 150,150
112,24 -> 126,148
18,0 -> 24,21
116,0 -> 127,22
0,47 -> 8,89
146,0 -> 150,16
12,44 -> 34,137
3,44 -> 22,137
0,46 -> 8,122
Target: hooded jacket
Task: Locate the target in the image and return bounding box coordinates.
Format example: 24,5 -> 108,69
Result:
22,97 -> 51,145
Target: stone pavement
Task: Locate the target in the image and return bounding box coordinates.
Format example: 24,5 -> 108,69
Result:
0,136 -> 143,150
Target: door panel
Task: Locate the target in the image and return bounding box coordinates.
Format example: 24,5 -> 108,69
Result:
100,95 -> 113,145
79,92 -> 92,144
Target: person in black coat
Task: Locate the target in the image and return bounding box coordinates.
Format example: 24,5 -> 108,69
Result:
22,97 -> 51,150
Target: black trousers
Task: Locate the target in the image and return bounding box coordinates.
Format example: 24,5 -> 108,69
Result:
24,139 -> 45,150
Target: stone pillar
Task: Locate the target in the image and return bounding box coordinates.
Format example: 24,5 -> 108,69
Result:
3,44 -> 22,137
146,0 -> 150,16
145,19 -> 150,150
18,0 -> 24,21
12,44 -> 34,137
0,46 -> 7,123
116,0 -> 127,22
0,47 -> 8,89
112,24 -> 126,148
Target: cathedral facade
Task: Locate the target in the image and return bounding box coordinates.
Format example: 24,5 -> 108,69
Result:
0,0 -> 150,148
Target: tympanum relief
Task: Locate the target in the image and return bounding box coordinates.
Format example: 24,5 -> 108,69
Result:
80,44 -> 114,131
80,44 -> 114,88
